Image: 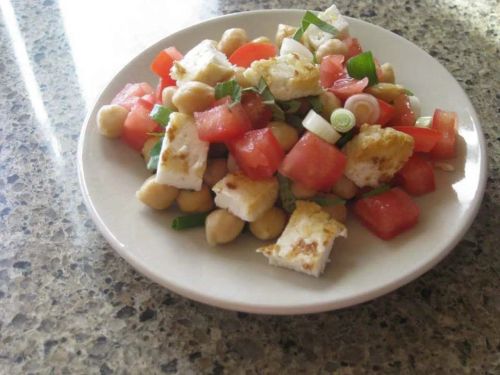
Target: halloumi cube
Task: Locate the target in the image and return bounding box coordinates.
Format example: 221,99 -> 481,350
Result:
170,40 -> 234,86
344,124 -> 414,188
258,201 -> 347,277
212,173 -> 278,222
303,5 -> 350,50
243,53 -> 322,101
155,112 -> 209,191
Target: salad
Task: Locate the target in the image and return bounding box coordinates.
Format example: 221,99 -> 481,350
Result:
96,4 -> 458,277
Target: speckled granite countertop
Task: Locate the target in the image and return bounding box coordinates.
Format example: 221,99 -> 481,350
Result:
0,0 -> 499,373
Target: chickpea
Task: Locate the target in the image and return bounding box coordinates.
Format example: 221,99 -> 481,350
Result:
97,104 -> 128,138
162,86 -> 178,109
249,207 -> 287,240
291,181 -> 316,199
233,67 -> 253,88
275,24 -> 297,48
136,175 -> 178,210
323,203 -> 347,223
379,63 -> 395,83
176,184 -> 214,213
268,121 -> 299,152
331,175 -> 358,199
227,153 -> 240,173
205,209 -> 245,246
252,36 -> 272,44
172,81 -> 215,114
204,158 -> 228,187
319,90 -> 342,119
218,28 -> 248,56
315,39 -> 348,61
141,136 -> 161,165
365,83 -> 405,102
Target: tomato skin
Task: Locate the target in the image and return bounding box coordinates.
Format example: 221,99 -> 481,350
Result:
389,94 -> 415,126
111,82 -> 154,111
354,187 -> 420,240
343,37 -> 363,58
279,132 -> 347,191
241,92 -> 273,128
396,154 -> 435,196
430,109 -> 457,159
320,55 -> 345,88
328,77 -> 369,101
150,47 -> 183,81
376,99 -> 395,126
194,103 -> 252,143
392,126 -> 442,152
228,128 -> 284,179
121,101 -> 158,151
229,42 -> 277,68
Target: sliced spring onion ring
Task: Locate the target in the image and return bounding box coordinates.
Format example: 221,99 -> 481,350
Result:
171,212 -> 209,230
335,128 -> 355,148
146,137 -> 164,171
361,184 -> 391,198
343,93 -> 380,126
408,95 -> 421,119
280,38 -> 314,61
346,51 -> 378,86
415,116 -> 433,128
330,108 -> 356,133
302,109 -> 341,144
150,104 -> 173,127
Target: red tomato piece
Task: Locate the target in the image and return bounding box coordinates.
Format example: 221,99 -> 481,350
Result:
328,77 -> 369,101
150,47 -> 183,80
194,103 -> 252,142
389,94 -> 415,126
430,109 -> 458,159
240,92 -> 272,128
392,126 -> 442,152
229,42 -> 277,68
227,128 -> 284,179
320,55 -> 345,88
376,99 -> 396,126
155,77 -> 176,103
111,82 -> 154,111
279,132 -> 346,191
121,100 -> 158,151
396,154 -> 436,196
211,96 -> 232,108
343,37 -> 363,58
354,187 -> 420,240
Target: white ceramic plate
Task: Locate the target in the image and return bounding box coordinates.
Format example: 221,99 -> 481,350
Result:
78,10 -> 487,314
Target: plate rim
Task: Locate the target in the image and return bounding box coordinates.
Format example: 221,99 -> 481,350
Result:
77,9 -> 488,315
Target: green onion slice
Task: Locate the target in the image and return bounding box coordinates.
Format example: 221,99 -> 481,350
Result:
293,11 -> 339,41
150,104 -> 173,127
278,174 -> 296,213
146,137 -> 164,171
171,212 -> 209,230
335,128 -> 356,148
330,108 -> 356,133
415,116 -> 433,128
346,51 -> 378,86
311,196 -> 346,206
362,184 -> 391,198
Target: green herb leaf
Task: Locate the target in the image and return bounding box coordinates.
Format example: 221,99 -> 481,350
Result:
362,184 -> 391,198
171,212 -> 209,230
279,100 -> 302,114
293,10 -> 339,41
150,104 -> 174,127
346,51 -> 379,86
285,114 -> 305,130
311,196 -> 346,206
214,79 -> 242,106
146,137 -> 164,171
335,128 -> 356,148
308,96 -> 323,113
278,174 -> 296,213
244,77 -> 285,120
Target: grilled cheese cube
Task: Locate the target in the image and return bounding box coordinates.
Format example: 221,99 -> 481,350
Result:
212,173 -> 278,222
243,53 -> 322,101
303,5 -> 350,50
344,124 -> 414,188
155,112 -> 209,191
258,201 -> 347,277
170,40 -> 234,86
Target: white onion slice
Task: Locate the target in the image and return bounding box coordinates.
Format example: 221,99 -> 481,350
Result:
280,38 -> 314,61
408,95 -> 421,119
302,109 -> 341,144
343,93 -> 380,126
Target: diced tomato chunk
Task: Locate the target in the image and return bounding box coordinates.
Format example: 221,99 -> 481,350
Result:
194,103 -> 252,142
211,96 -> 232,108
396,154 -> 436,196
430,109 -> 457,159
138,94 -> 156,111
241,92 -> 272,128
121,100 -> 158,151
227,128 -> 284,179
354,187 -> 420,240
229,42 -> 277,68
155,77 -> 175,103
392,126 -> 442,152
150,47 -> 183,80
328,77 -> 369,101
320,55 -> 345,88
343,37 -> 363,59
389,94 -> 415,126
111,82 -> 154,111
279,132 -> 346,191
376,99 -> 396,126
